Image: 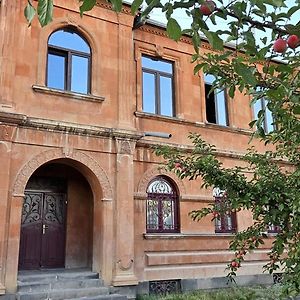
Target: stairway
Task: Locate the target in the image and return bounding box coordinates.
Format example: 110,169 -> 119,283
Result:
16,269 -> 127,300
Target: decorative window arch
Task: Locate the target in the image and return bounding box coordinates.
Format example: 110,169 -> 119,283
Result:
47,27 -> 91,94
146,176 -> 180,233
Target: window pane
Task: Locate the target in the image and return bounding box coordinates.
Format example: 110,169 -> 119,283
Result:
265,100 -> 274,133
160,76 -> 173,117
142,56 -> 172,74
71,55 -> 89,94
253,99 -> 262,119
205,83 -> 216,124
147,199 -> 159,231
205,73 -> 215,84
143,72 -> 156,114
47,53 -> 66,90
215,89 -> 228,126
49,29 -> 90,53
162,200 -> 175,230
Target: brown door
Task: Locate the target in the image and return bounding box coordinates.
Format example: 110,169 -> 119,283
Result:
19,192 -> 67,270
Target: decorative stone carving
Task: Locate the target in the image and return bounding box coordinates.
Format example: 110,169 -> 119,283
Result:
0,125 -> 15,141
155,45 -> 164,57
117,258 -> 134,271
12,148 -> 113,201
137,166 -> 186,195
116,139 -> 136,155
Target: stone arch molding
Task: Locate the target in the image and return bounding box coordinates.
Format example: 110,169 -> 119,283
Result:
12,148 -> 113,201
137,166 -> 186,195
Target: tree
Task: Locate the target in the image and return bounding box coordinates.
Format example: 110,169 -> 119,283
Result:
23,0 -> 300,296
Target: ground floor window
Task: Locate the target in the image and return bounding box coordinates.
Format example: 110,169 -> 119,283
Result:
146,176 -> 180,233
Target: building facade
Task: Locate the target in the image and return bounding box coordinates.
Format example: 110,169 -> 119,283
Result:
0,0 -> 277,296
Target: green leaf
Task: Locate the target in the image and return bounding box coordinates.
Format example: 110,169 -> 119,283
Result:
166,18 -> 182,42
79,0 -> 97,16
37,0 -> 53,27
194,63 -> 206,75
233,63 -> 257,86
228,85 -> 235,98
110,0 -> 122,12
202,30 -> 223,51
131,0 -> 143,14
293,106 -> 300,115
24,1 -> 36,26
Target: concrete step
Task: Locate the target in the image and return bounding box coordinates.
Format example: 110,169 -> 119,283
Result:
18,270 -> 99,283
18,278 -> 103,292
17,286 -> 110,300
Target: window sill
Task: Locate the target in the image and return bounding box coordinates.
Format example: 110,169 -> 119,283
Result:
32,85 -> 105,103
135,111 -> 252,136
143,233 -> 235,239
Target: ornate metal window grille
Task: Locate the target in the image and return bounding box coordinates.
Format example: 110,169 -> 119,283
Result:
273,273 -> 283,284
214,196 -> 237,233
267,224 -> 281,234
146,177 -> 179,233
149,280 -> 181,295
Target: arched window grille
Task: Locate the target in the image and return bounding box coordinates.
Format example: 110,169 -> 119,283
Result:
47,27 -> 91,94
146,176 -> 179,233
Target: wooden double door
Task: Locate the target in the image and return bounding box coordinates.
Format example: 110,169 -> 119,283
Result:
19,191 -> 67,270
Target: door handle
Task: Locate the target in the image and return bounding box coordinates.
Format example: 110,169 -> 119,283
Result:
42,224 -> 46,235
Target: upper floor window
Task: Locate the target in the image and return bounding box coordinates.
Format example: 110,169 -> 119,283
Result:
142,56 -> 174,117
47,28 -> 91,94
253,98 -> 275,133
204,74 -> 228,126
146,176 -> 179,233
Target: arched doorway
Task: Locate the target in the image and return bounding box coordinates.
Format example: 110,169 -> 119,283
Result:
18,162 -> 93,270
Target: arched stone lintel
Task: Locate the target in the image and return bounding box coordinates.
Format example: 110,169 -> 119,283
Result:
137,166 -> 186,195
12,148 -> 113,201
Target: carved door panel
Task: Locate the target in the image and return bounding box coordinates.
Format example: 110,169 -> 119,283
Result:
19,193 -> 43,270
19,192 -> 66,270
41,193 -> 66,268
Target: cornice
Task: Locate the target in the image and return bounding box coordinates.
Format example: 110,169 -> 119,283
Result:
0,112 -> 143,141
96,0 -> 132,15
137,25 -> 217,52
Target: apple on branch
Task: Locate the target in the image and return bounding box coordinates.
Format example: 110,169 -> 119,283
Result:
273,38 -> 287,53
199,0 -> 216,16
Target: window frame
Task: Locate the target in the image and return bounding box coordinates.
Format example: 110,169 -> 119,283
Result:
214,196 -> 237,234
253,98 -> 275,133
146,176 -> 180,234
46,28 -> 92,94
142,55 -> 175,117
204,75 -> 229,126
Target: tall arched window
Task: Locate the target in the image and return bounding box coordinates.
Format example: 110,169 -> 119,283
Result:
47,28 -> 91,94
146,176 -> 180,233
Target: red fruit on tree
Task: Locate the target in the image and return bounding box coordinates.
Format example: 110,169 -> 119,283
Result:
199,1 -> 216,16
273,38 -> 287,53
212,211 -> 220,218
175,162 -> 182,168
287,35 -> 300,49
231,261 -> 239,268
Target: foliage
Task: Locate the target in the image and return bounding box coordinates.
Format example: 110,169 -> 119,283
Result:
155,133 -> 300,297
137,285 -> 283,300
22,0 -> 300,296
